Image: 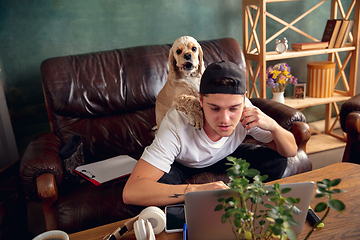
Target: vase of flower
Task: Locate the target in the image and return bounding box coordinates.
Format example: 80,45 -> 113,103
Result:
272,91 -> 285,104
266,63 -> 297,103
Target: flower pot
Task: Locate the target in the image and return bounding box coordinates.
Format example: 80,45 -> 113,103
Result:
272,91 -> 285,104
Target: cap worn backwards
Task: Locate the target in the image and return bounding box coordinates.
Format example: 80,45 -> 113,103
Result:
200,60 -> 246,95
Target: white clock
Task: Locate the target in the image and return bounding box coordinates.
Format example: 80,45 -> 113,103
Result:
275,37 -> 288,54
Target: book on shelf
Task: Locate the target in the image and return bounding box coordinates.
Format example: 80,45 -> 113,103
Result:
321,19 -> 342,48
74,155 -> 138,186
291,42 -> 329,51
340,20 -> 354,47
334,20 -> 350,48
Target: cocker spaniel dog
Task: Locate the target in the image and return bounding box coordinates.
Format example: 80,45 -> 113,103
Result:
155,36 -> 205,130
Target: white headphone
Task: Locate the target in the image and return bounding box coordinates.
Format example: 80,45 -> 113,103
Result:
134,206 -> 166,240
108,206 -> 166,240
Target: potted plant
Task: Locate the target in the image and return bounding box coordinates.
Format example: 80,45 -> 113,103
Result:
215,157 -> 345,240
265,63 -> 297,104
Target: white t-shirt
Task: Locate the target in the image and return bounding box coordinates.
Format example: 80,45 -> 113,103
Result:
141,98 -> 273,173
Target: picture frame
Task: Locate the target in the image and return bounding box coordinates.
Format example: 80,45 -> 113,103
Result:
294,83 -> 306,99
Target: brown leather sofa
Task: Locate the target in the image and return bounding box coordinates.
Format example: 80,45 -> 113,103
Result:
340,94 -> 360,163
19,38 -> 312,234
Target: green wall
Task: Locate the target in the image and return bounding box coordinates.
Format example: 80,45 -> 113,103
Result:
0,0 -> 353,156
0,0 -> 243,155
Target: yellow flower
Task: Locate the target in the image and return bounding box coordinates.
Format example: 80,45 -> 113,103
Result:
271,70 -> 281,79
278,75 -> 286,84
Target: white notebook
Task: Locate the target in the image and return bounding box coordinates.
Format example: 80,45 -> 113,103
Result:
74,155 -> 137,186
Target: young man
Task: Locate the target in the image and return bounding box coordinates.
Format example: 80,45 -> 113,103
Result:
123,60 -> 297,206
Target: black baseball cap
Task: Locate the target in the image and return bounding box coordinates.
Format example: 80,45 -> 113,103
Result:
200,60 -> 246,95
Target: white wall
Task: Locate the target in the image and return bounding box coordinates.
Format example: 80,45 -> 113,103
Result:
0,79 -> 19,169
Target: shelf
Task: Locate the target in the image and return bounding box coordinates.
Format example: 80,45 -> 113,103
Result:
244,46 -> 356,61
243,0 -> 358,99
265,0 -> 300,2
243,0 -> 359,154
284,93 -> 351,109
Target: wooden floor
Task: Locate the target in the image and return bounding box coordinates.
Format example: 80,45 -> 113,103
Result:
307,133 -> 346,154
306,123 -> 345,170
306,118 -> 346,154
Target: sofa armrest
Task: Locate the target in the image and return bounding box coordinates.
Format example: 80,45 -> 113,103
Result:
342,112 -> 360,163
340,94 -> 360,132
291,122 -> 311,152
37,173 -> 59,230
339,94 -> 360,163
345,112 -> 360,136
20,133 -> 64,201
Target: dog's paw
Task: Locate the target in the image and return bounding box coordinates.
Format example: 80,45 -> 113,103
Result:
172,94 -> 204,130
187,100 -> 203,129
189,110 -> 203,130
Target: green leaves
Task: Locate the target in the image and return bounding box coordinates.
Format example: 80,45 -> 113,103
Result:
305,179 -> 346,240
225,156 -> 260,180
218,157 -> 301,240
286,228 -> 297,240
314,202 -> 327,212
286,196 -> 300,206
214,204 -> 224,212
271,223 -> 284,236
218,157 -> 347,240
328,199 -> 345,212
314,179 -> 346,213
281,188 -> 292,194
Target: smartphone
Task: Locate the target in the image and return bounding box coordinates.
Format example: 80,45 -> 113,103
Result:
165,204 -> 186,233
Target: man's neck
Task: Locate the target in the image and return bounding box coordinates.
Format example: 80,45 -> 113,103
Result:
203,123 -> 222,142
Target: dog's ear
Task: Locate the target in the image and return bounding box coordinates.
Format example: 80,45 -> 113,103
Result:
168,47 -> 177,80
197,44 -> 205,76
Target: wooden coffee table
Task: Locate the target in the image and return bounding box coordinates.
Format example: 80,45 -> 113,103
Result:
69,162 -> 360,240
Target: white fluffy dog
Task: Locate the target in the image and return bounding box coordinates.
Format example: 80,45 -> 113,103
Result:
155,36 -> 205,130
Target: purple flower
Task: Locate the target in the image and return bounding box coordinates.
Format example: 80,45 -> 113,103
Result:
285,63 -> 291,71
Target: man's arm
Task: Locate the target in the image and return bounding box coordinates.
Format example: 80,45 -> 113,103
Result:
122,159 -> 229,206
241,106 -> 297,157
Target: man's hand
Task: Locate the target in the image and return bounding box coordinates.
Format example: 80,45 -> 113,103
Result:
240,106 -> 297,157
240,106 -> 277,132
187,181 -> 230,193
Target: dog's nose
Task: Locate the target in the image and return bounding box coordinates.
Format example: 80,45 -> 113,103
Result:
184,53 -> 192,60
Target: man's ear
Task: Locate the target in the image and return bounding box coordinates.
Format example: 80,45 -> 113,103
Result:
198,92 -> 203,108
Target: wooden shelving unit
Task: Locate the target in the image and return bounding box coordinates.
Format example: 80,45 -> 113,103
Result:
284,93 -> 350,109
242,0 -> 360,153
285,93 -> 350,154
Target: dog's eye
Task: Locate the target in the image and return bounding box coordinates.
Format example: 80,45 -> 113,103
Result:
192,47 -> 197,52
176,49 -> 182,55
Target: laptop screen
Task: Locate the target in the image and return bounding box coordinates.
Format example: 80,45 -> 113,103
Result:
184,182 -> 314,240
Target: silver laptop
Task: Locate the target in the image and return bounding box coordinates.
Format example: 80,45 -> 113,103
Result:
184,182 -> 315,240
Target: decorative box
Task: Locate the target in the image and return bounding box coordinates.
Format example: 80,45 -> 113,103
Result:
307,61 -> 335,98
